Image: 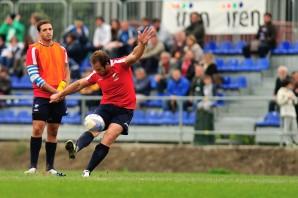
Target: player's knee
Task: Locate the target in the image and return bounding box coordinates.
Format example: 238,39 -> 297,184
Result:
32,126 -> 44,137
47,132 -> 58,142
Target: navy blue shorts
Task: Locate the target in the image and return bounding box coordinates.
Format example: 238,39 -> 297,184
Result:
32,97 -> 67,123
93,104 -> 134,135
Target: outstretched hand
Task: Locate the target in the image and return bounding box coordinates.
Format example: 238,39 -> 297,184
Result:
137,26 -> 156,45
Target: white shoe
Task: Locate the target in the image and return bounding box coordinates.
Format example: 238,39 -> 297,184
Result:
82,170 -> 90,177
47,169 -> 66,176
24,167 -> 37,174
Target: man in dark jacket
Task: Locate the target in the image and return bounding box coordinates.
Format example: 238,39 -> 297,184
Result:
185,12 -> 205,48
243,12 -> 277,58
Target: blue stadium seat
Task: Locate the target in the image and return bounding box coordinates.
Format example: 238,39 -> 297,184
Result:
17,110 -> 32,123
255,111 -> 281,127
256,58 -> 270,70
204,41 -> 217,53
273,40 -> 291,54
234,40 -> 246,53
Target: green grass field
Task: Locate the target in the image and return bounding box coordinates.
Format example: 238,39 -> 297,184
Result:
0,171 -> 298,198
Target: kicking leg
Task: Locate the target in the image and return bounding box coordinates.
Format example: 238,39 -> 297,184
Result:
83,123 -> 122,176
65,131 -> 100,159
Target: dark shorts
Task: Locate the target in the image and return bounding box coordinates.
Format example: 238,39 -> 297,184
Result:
32,97 -> 67,123
93,104 -> 134,135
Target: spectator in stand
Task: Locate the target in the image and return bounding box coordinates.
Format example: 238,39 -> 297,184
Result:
28,13 -> 42,42
179,50 -> 195,81
154,52 -> 176,95
189,64 -> 205,98
200,53 -> 221,87
63,18 -> 90,47
166,68 -> 190,112
184,35 -> 204,62
152,18 -> 173,51
140,34 -> 165,75
171,31 -> 186,57
116,21 -> 137,56
138,17 -> 151,31
276,77 -> 298,146
93,16 -> 111,50
110,19 -> 121,41
63,33 -> 84,79
0,14 -> 25,44
185,12 -> 205,48
242,12 -> 277,58
1,36 -> 23,75
0,68 -> 11,107
186,63 -> 205,111
268,66 -> 289,112
195,75 -> 216,131
0,68 -> 11,95
134,67 -> 151,105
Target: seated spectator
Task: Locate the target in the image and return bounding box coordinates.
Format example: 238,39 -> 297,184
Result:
134,67 -> 151,97
117,21 -> 137,55
242,12 -> 276,58
63,18 -> 90,47
200,53 -> 221,87
166,68 -> 190,112
0,36 -> 23,75
28,12 -> 42,42
93,16 -> 111,50
276,77 -> 298,146
171,31 -> 186,57
110,19 -> 121,41
0,68 -> 11,107
179,50 -> 195,81
184,35 -> 204,62
155,52 -> 177,95
0,14 -> 25,44
152,18 -> 173,51
63,33 -> 84,79
268,65 -> 289,112
185,12 -> 205,48
140,34 -> 165,75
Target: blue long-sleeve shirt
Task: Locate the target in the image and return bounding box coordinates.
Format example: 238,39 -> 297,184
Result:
166,77 -> 190,96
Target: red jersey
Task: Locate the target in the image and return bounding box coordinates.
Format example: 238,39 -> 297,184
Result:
26,42 -> 68,98
86,57 -> 136,109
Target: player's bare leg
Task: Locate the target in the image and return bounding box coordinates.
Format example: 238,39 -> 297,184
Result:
82,123 -> 122,177
24,121 -> 46,174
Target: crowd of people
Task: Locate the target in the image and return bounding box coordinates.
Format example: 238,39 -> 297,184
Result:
0,11 -> 280,124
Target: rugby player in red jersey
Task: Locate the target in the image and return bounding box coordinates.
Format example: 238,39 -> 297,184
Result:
50,26 -> 155,177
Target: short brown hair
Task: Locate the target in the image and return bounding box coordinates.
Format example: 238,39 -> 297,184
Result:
36,20 -> 51,32
90,50 -> 110,67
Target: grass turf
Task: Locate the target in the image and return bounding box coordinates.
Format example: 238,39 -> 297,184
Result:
0,171 -> 298,198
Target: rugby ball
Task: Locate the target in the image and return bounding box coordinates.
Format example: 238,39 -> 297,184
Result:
84,114 -> 105,131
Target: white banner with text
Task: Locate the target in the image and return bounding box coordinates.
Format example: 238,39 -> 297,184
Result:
162,0 -> 267,35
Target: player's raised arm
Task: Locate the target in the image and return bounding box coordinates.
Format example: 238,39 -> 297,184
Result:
50,78 -> 92,103
125,26 -> 156,66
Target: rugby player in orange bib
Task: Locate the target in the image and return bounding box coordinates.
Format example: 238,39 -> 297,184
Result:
24,20 -> 70,176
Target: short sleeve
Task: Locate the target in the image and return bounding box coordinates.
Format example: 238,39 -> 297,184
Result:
85,71 -> 98,84
26,46 -> 38,66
